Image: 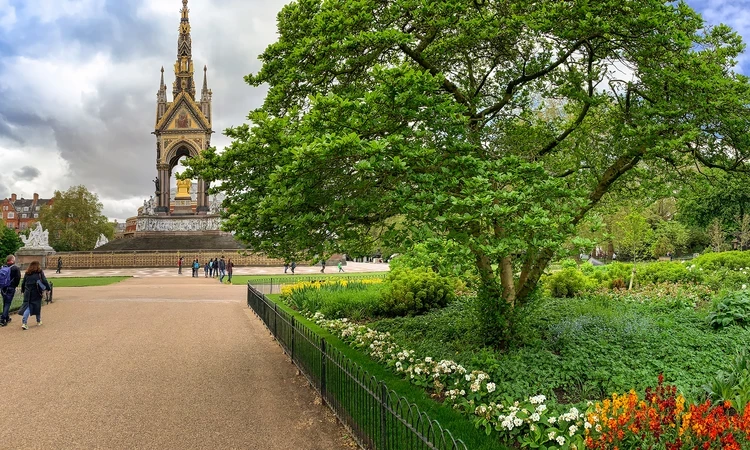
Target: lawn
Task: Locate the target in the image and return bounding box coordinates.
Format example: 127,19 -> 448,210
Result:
230,272 -> 387,285
8,277 -> 130,311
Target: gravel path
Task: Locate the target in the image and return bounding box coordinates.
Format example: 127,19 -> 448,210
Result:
0,277 -> 354,449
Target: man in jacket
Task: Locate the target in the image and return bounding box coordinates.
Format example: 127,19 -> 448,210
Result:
218,257 -> 226,283
1,255 -> 22,327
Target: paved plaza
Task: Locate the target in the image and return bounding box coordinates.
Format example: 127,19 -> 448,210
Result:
50,261 -> 390,278
0,276 -> 358,449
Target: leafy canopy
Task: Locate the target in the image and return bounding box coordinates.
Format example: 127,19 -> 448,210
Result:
187,0 -> 750,316
39,185 -> 113,252
0,220 -> 23,259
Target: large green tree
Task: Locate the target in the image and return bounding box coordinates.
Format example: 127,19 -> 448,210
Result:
39,185 -> 113,252
187,0 -> 750,341
0,221 -> 23,259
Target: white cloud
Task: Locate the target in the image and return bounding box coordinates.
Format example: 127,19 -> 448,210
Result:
0,0 -> 16,31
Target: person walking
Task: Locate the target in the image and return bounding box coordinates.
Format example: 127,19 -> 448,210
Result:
208,259 -> 214,278
56,257 -> 62,274
204,260 -> 209,278
20,261 -> 51,330
284,262 -> 289,274
214,258 -> 220,278
178,256 -> 183,275
218,257 -> 226,283
320,259 -> 326,273
227,259 -> 234,284
0,254 -> 21,327
192,259 -> 200,277
337,261 -> 344,273
290,261 -> 296,274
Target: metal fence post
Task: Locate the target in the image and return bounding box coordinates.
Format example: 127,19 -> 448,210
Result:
273,303 -> 278,337
380,382 -> 388,450
291,316 -> 296,362
320,338 -> 327,404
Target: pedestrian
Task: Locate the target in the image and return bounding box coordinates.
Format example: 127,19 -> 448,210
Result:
204,260 -> 209,278
178,256 -> 183,275
192,259 -> 200,277
227,259 -> 234,284
0,254 -> 22,327
290,261 -> 296,274
337,261 -> 344,273
612,252 -> 617,261
320,259 -> 326,273
56,257 -> 62,274
215,258 -> 220,278
218,256 -> 226,283
208,259 -> 214,277
284,262 -> 289,274
20,261 -> 51,330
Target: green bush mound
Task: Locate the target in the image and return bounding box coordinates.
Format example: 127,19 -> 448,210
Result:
379,267 -> 456,317
693,250 -> 750,271
543,268 -> 597,298
636,261 -> 702,284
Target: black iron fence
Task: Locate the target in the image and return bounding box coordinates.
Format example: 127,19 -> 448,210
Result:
250,273 -> 388,294
247,283 -> 467,450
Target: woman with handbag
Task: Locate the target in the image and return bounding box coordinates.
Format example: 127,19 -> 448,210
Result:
20,261 -> 51,330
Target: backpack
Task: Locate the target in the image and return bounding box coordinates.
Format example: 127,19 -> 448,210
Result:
0,266 -> 11,289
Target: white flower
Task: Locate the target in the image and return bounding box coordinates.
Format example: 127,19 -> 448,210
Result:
569,425 -> 578,436
486,382 -> 496,393
530,395 -> 547,405
536,404 -> 547,413
548,417 -> 556,424
530,413 -> 540,422
556,436 -> 565,445
548,431 -> 556,440
584,422 -> 592,429
743,284 -> 747,290
425,357 -> 433,363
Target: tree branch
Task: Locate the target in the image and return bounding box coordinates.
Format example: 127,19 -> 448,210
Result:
398,43 -> 471,108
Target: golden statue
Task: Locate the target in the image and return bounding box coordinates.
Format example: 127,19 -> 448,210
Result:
176,178 -> 192,199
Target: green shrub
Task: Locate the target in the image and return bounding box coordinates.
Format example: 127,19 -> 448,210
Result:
544,268 -> 596,298
703,267 -> 750,291
589,262 -> 633,289
379,267 -> 456,317
693,251 -> 750,271
282,281 -> 384,320
707,290 -> 750,329
560,259 -> 578,269
636,261 -> 703,285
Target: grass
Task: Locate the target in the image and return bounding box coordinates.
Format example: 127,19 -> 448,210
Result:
46,277 -> 130,287
265,293 -> 505,450
230,272 -> 387,285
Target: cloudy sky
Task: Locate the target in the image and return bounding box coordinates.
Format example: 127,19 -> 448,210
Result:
0,0 -> 749,221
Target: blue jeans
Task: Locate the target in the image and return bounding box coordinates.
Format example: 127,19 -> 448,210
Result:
22,305 -> 40,324
1,288 -> 14,322
219,269 -> 226,282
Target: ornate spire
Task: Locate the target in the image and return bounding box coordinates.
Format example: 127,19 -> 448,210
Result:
157,66 -> 167,103
173,0 -> 195,99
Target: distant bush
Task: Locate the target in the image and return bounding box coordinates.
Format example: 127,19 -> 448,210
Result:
544,268 -> 597,298
693,251 -> 750,271
588,262 -> 633,289
637,261 -> 703,285
280,280 -> 384,320
379,267 -> 456,317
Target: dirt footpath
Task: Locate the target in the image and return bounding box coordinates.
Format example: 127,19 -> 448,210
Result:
0,278 -> 354,450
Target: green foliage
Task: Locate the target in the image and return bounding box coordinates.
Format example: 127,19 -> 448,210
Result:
702,350 -> 750,414
0,221 -> 23,259
612,211 -> 654,262
282,282 -> 384,321
678,169 -> 750,233
186,0 -> 750,341
380,267 -> 456,317
389,240 -> 478,288
707,290 -> 750,329
39,185 -> 114,252
588,262 -> 633,289
651,220 -> 689,257
544,268 -> 597,298
636,262 -> 702,285
693,251 -> 750,271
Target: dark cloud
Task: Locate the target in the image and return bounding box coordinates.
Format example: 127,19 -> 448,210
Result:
13,166 -> 40,180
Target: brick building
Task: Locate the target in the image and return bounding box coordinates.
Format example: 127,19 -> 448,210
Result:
1,193 -> 54,232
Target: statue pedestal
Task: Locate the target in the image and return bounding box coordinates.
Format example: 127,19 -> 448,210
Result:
16,247 -> 56,271
172,198 -> 193,214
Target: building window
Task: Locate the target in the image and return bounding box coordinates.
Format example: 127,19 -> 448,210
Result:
7,212 -> 13,219
23,207 -> 29,212
20,222 -> 27,230
6,223 -> 12,228
21,214 -> 27,219
34,214 -> 39,218
2,205 -> 6,211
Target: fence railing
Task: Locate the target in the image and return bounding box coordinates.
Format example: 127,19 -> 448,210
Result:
250,273 -> 388,295
246,283 -> 467,450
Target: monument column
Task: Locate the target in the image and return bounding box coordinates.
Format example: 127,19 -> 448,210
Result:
196,178 -> 209,213
156,163 -> 171,213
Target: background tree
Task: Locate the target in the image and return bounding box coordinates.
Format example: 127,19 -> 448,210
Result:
612,212 -> 653,289
707,218 -> 727,253
39,186 -> 113,252
0,221 -> 23,259
738,214 -> 750,250
187,0 -> 750,343
677,170 -> 750,233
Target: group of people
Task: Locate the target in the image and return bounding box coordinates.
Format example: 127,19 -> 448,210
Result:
178,256 -> 233,283
0,255 -> 51,330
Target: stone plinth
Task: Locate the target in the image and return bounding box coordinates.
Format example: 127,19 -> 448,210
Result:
16,247 -> 56,271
